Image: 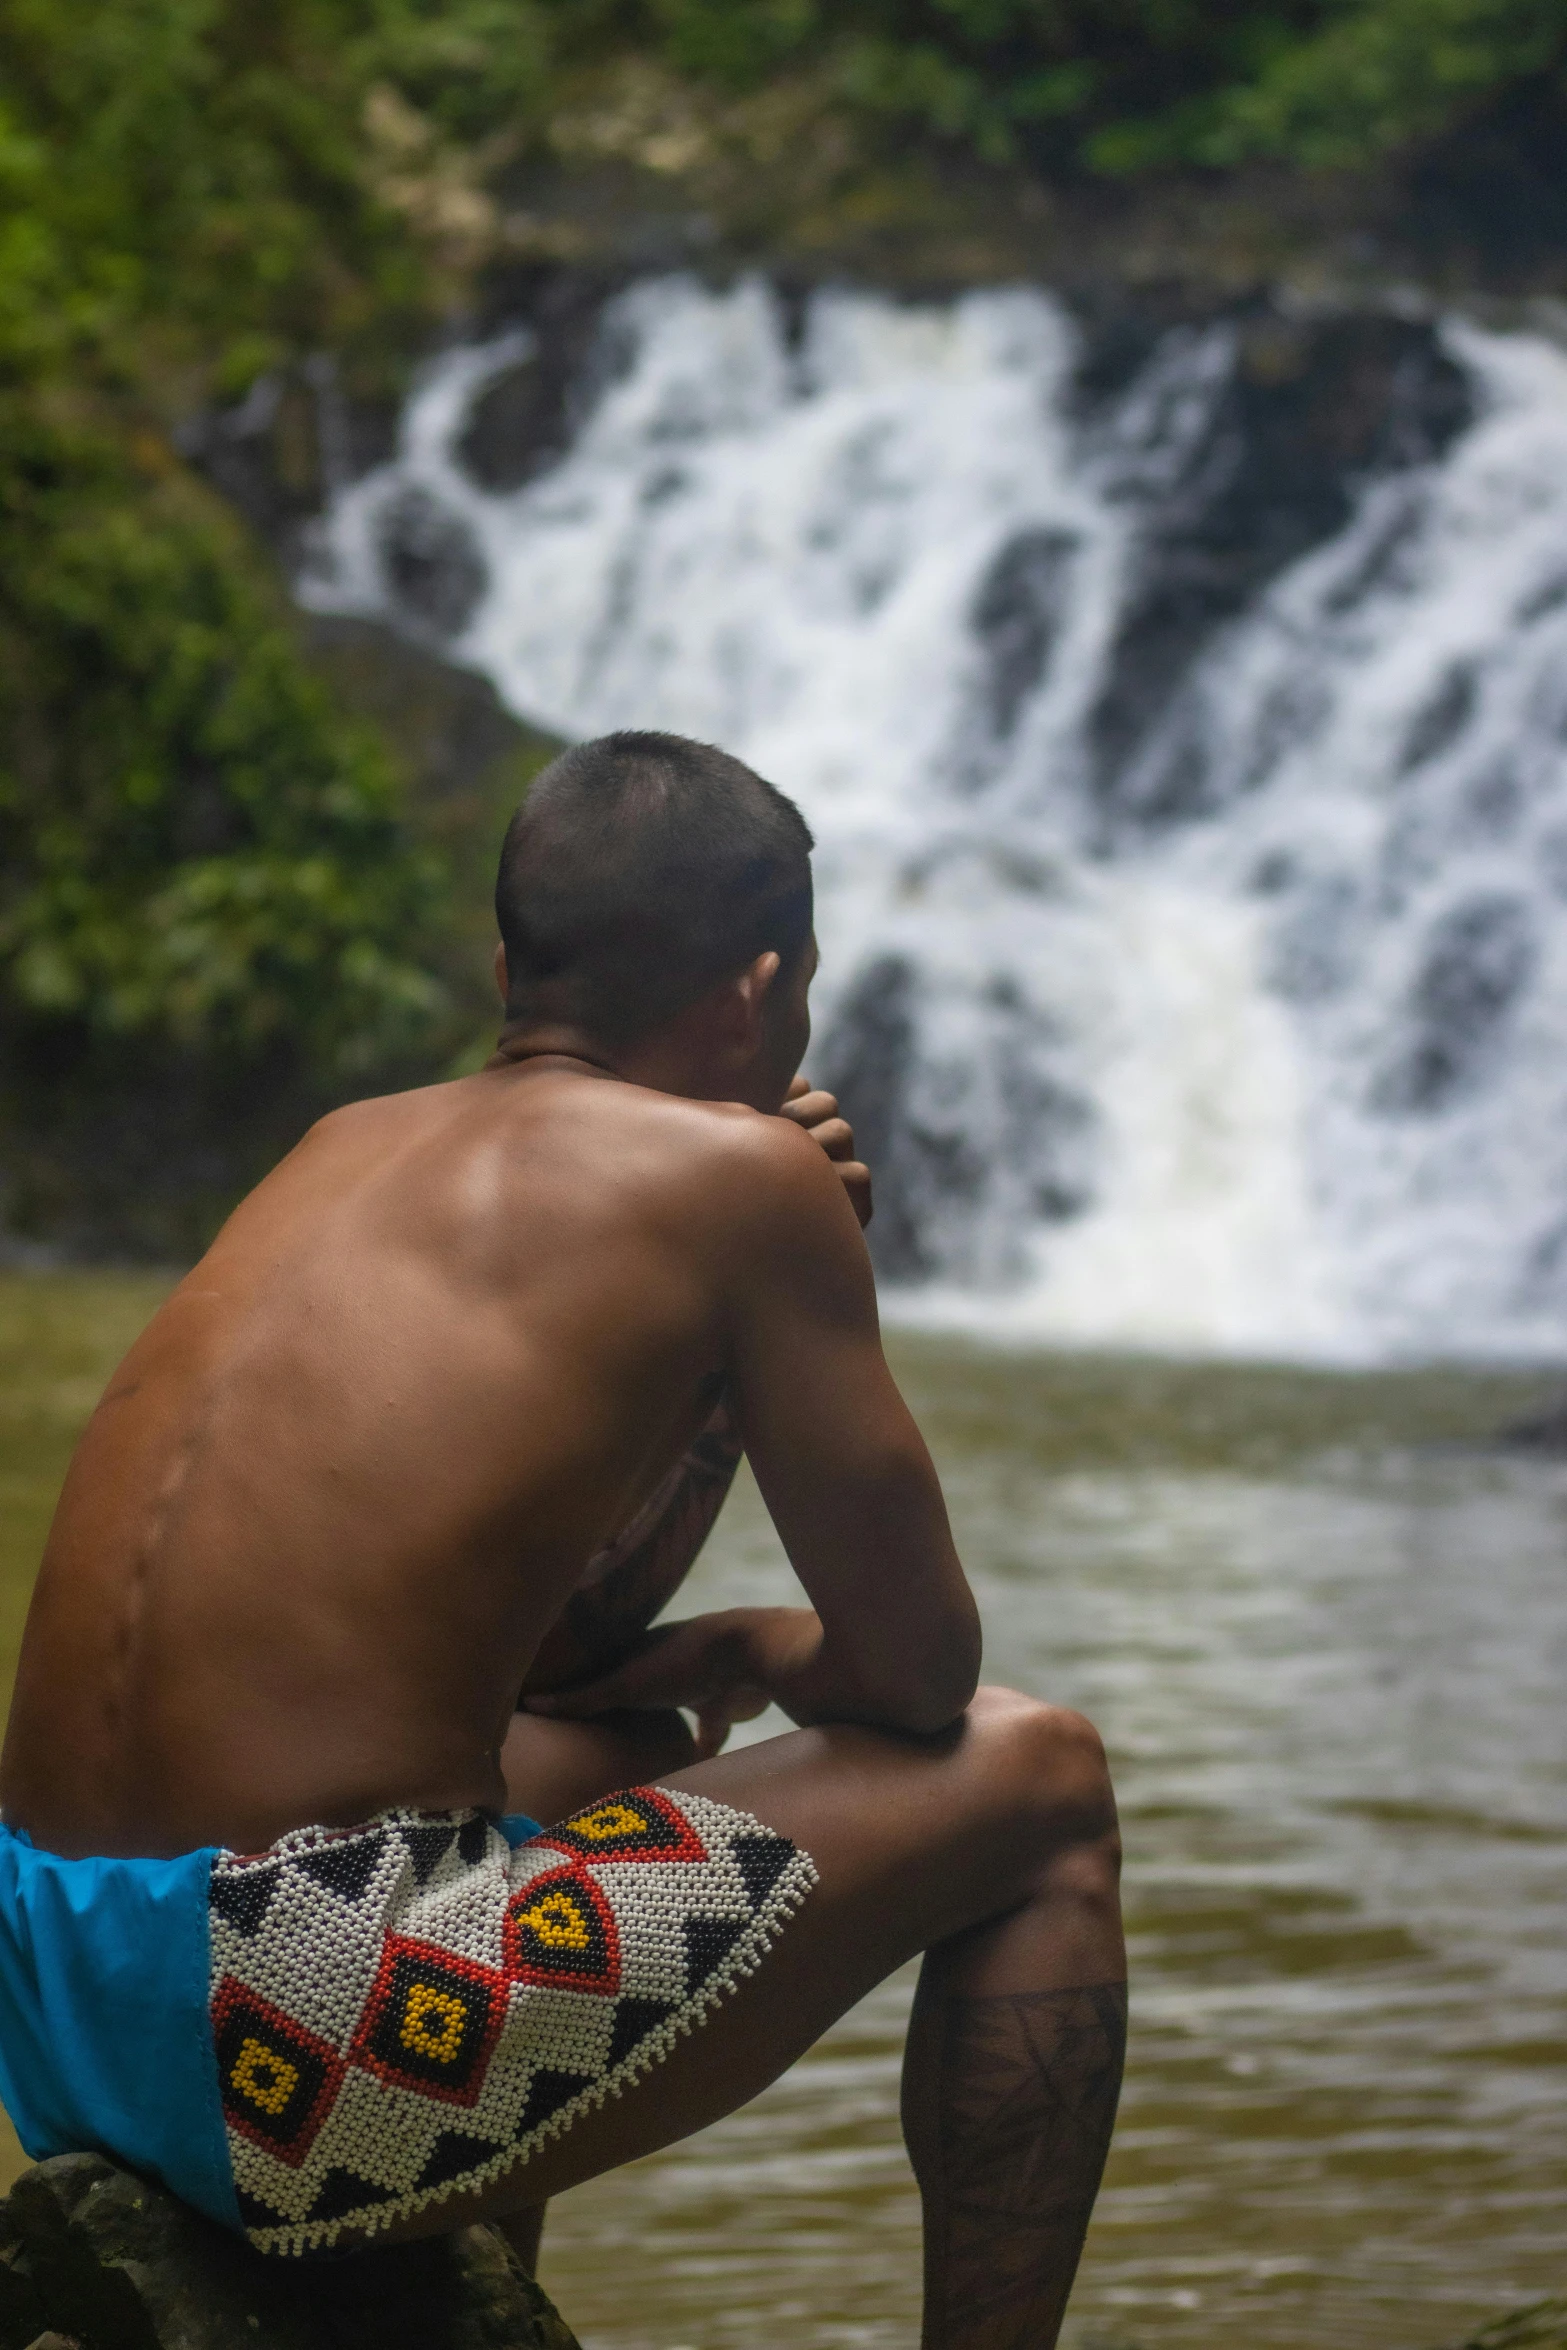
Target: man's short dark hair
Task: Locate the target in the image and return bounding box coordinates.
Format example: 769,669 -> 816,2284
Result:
495,731 -> 815,1046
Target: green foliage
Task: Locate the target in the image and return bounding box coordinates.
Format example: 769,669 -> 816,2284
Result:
0,0 -> 451,391
0,401 -> 460,1253
0,0 -> 492,1248
0,431 -> 445,1077
3,0 -> 1560,378
1093,0 -> 1567,171
534,0 -> 1566,173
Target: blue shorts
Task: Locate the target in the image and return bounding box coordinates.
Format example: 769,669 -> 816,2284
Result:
0,1789 -> 814,2255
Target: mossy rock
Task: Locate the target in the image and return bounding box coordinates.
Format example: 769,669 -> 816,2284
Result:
0,2152 -> 581,2350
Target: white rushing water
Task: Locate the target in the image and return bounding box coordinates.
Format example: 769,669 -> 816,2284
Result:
301,276 -> 1567,1362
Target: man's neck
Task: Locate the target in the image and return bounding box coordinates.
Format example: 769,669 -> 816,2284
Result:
490,1029 -> 619,1079
490,1009 -> 786,1111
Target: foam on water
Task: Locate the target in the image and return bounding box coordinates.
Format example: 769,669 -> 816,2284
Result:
302,277 -> 1567,1361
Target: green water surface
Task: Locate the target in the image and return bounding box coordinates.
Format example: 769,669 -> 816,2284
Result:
1,1273 -> 1564,2348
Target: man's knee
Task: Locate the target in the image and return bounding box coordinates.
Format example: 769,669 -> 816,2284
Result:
965,1685 -> 1119,1851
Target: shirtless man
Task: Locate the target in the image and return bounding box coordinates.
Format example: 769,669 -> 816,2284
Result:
0,732 -> 1124,2349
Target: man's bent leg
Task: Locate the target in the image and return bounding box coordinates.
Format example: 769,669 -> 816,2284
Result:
900,1841 -> 1125,2350
497,1706 -> 700,2271
417,1688 -> 1124,2350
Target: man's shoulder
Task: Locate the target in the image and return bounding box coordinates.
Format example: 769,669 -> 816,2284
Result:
569,1075 -> 833,1195
303,1071 -> 828,1191
485,1070 -> 846,1242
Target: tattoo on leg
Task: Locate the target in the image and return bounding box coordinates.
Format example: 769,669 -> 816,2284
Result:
919,1982 -> 1127,2350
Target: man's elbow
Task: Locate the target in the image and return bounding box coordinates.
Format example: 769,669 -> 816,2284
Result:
879,1618 -> 981,1737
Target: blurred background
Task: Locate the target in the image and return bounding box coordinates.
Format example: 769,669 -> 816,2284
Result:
1,5 -> 1565,2344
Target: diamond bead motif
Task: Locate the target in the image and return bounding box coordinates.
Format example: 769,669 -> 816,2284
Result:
207,1785 -> 817,2255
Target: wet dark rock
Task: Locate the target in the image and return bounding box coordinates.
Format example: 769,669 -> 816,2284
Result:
458,358 -> 561,493
1016,1073 -> 1095,1223
180,367 -> 399,569
377,488 -> 488,639
1087,307 -> 1473,833
1321,484 -> 1430,618
1518,573 -> 1567,626
1068,298 -> 1177,412
968,528 -> 1078,743
456,266 -> 640,494
1401,661 -> 1479,771
1372,893 -> 1535,1114
182,273 -> 621,569
1491,1392 -> 1567,1453
0,2154 -> 581,2350
817,954 -> 1095,1285
816,955 -> 929,1281
457,328 -> 598,495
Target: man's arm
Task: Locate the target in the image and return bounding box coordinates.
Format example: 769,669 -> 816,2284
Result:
520,1394 -> 744,1697
531,1117 -> 980,1740
725,1120 -> 980,1732
522,1079 -> 874,1707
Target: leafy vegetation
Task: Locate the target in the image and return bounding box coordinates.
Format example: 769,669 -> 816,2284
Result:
591,0 -> 1567,173
0,410 -> 460,1250
0,0 -> 1562,1251
4,1 -> 1561,387
0,4 -> 471,1251
0,453 -> 442,1071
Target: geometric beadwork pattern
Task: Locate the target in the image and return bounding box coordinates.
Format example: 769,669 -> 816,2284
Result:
501,1863 -> 621,1994
207,1785 -> 816,2255
212,1981 -> 344,2165
351,1938 -> 508,2103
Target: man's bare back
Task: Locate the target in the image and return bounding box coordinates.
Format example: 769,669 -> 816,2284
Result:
1,1054 -> 886,1857
0,733 -> 1125,2346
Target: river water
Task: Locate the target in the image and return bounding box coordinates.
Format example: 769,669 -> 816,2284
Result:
1,1275 -> 1562,2347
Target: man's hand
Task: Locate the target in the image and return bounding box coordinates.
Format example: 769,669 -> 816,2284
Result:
780,1076 -> 872,1227
524,1606 -> 820,1758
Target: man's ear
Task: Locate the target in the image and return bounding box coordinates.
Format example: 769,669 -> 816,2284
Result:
727,951 -> 781,1046
493,941 -> 508,1008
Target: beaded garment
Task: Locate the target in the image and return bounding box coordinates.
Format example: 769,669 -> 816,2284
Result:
208,1784 -> 816,2255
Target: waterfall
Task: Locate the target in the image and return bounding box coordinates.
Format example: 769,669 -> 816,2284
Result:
300,275 -> 1567,1361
